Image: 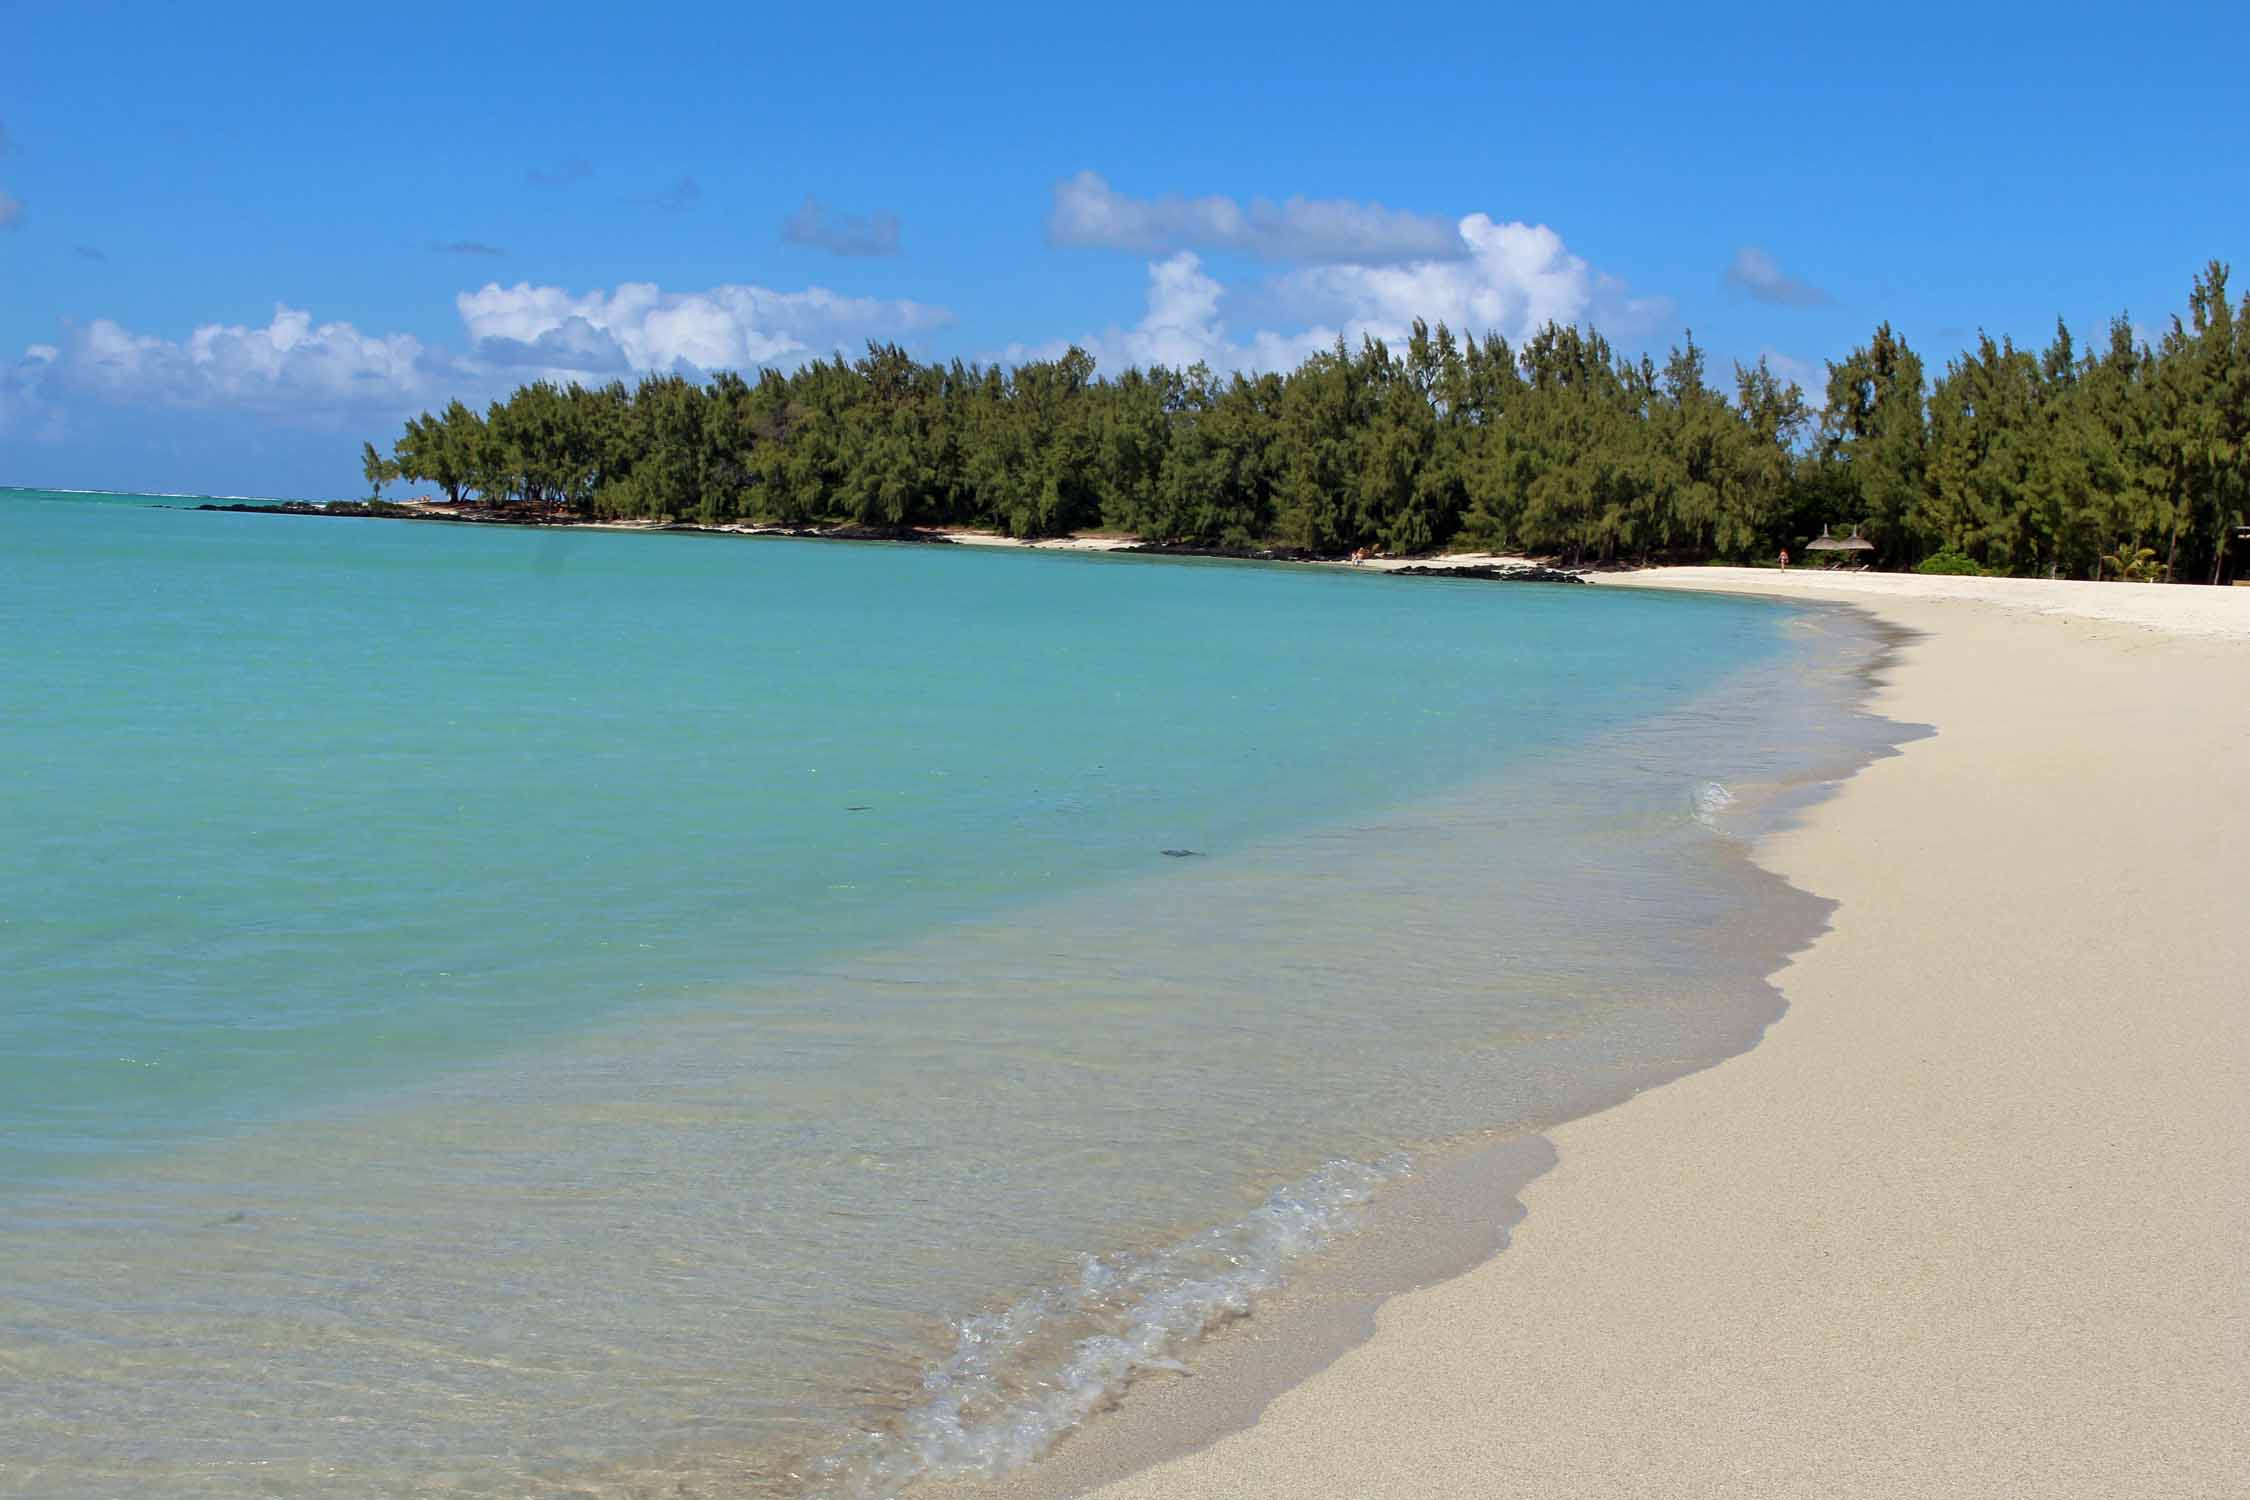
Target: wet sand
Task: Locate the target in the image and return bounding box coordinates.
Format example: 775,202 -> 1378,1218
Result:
1044,571 -> 2250,1499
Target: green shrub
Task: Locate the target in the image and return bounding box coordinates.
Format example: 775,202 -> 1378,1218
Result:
1915,550 -> 1983,576
2101,545 -> 2163,582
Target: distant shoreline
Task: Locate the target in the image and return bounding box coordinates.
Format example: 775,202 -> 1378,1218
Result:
183,498 -> 1594,582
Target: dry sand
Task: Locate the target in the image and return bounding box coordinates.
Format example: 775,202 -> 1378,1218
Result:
1058,570 -> 2250,1499
1598,563 -> 2250,640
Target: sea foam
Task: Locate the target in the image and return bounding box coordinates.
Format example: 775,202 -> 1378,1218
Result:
1690,779 -> 1737,828
811,1156 -> 1402,1497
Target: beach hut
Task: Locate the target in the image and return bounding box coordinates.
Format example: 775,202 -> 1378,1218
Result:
1806,525 -> 1876,565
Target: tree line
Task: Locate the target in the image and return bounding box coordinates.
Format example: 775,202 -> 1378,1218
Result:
365,261 -> 2249,582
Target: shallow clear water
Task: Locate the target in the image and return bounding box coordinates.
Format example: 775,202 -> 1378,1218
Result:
0,488 -> 1898,1497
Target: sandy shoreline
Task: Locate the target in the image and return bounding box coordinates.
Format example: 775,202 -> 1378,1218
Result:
108,501 -> 2250,1489
993,570 -> 2248,1499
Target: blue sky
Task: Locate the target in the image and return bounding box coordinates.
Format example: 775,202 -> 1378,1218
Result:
3,0 -> 2243,497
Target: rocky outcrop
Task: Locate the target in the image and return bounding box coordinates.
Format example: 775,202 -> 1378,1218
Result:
1121,541 -> 1327,563
195,501 -> 523,523
1388,564 -> 1586,584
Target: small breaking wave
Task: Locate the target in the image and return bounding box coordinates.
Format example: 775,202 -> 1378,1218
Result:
807,1156 -> 1404,1498
1689,779 -> 1737,829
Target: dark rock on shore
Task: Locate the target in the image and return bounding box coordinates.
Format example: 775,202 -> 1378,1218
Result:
656,522 -> 953,543
1122,541 -> 1326,563
1388,564 -> 1586,584
195,501 -> 432,520
819,524 -> 954,544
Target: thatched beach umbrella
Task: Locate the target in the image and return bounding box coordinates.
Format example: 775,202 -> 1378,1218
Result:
1806,525 -> 1876,557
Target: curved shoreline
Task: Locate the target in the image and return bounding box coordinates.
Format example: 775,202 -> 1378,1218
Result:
811,591 -> 1911,1497
913,592 -> 1913,1500
0,507 -> 1902,1500
1003,573 -> 2249,1499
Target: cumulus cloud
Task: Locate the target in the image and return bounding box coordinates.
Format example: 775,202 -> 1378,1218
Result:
456,280 -> 951,374
1033,253 -> 1248,371
12,187 -> 1656,440
1273,215 -> 1666,343
50,306 -> 434,413
431,240 -> 506,257
1039,215 -> 1668,378
1725,247 -> 1832,308
781,194 -> 902,257
0,191 -> 23,230
7,280 -> 955,429
1048,171 -> 1463,264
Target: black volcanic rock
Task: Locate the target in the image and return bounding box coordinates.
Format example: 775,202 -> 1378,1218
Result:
1388,564 -> 1586,584
1122,542 -> 1326,562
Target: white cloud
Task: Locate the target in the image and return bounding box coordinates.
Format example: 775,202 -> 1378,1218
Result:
14,200 -> 1657,433
55,306 -> 432,412
1725,247 -> 1832,308
1039,215 -> 1669,377
1094,253 -> 1232,368
11,281 -> 956,426
456,280 -> 951,374
1048,171 -> 1464,264
1273,215 -> 1658,344
1004,253 -> 1322,374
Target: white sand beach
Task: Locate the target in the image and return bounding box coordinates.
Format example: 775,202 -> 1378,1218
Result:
935,530 -> 1141,552
1052,570 -> 2250,1498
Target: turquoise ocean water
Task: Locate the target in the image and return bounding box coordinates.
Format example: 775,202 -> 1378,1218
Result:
0,488 -> 1898,1497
